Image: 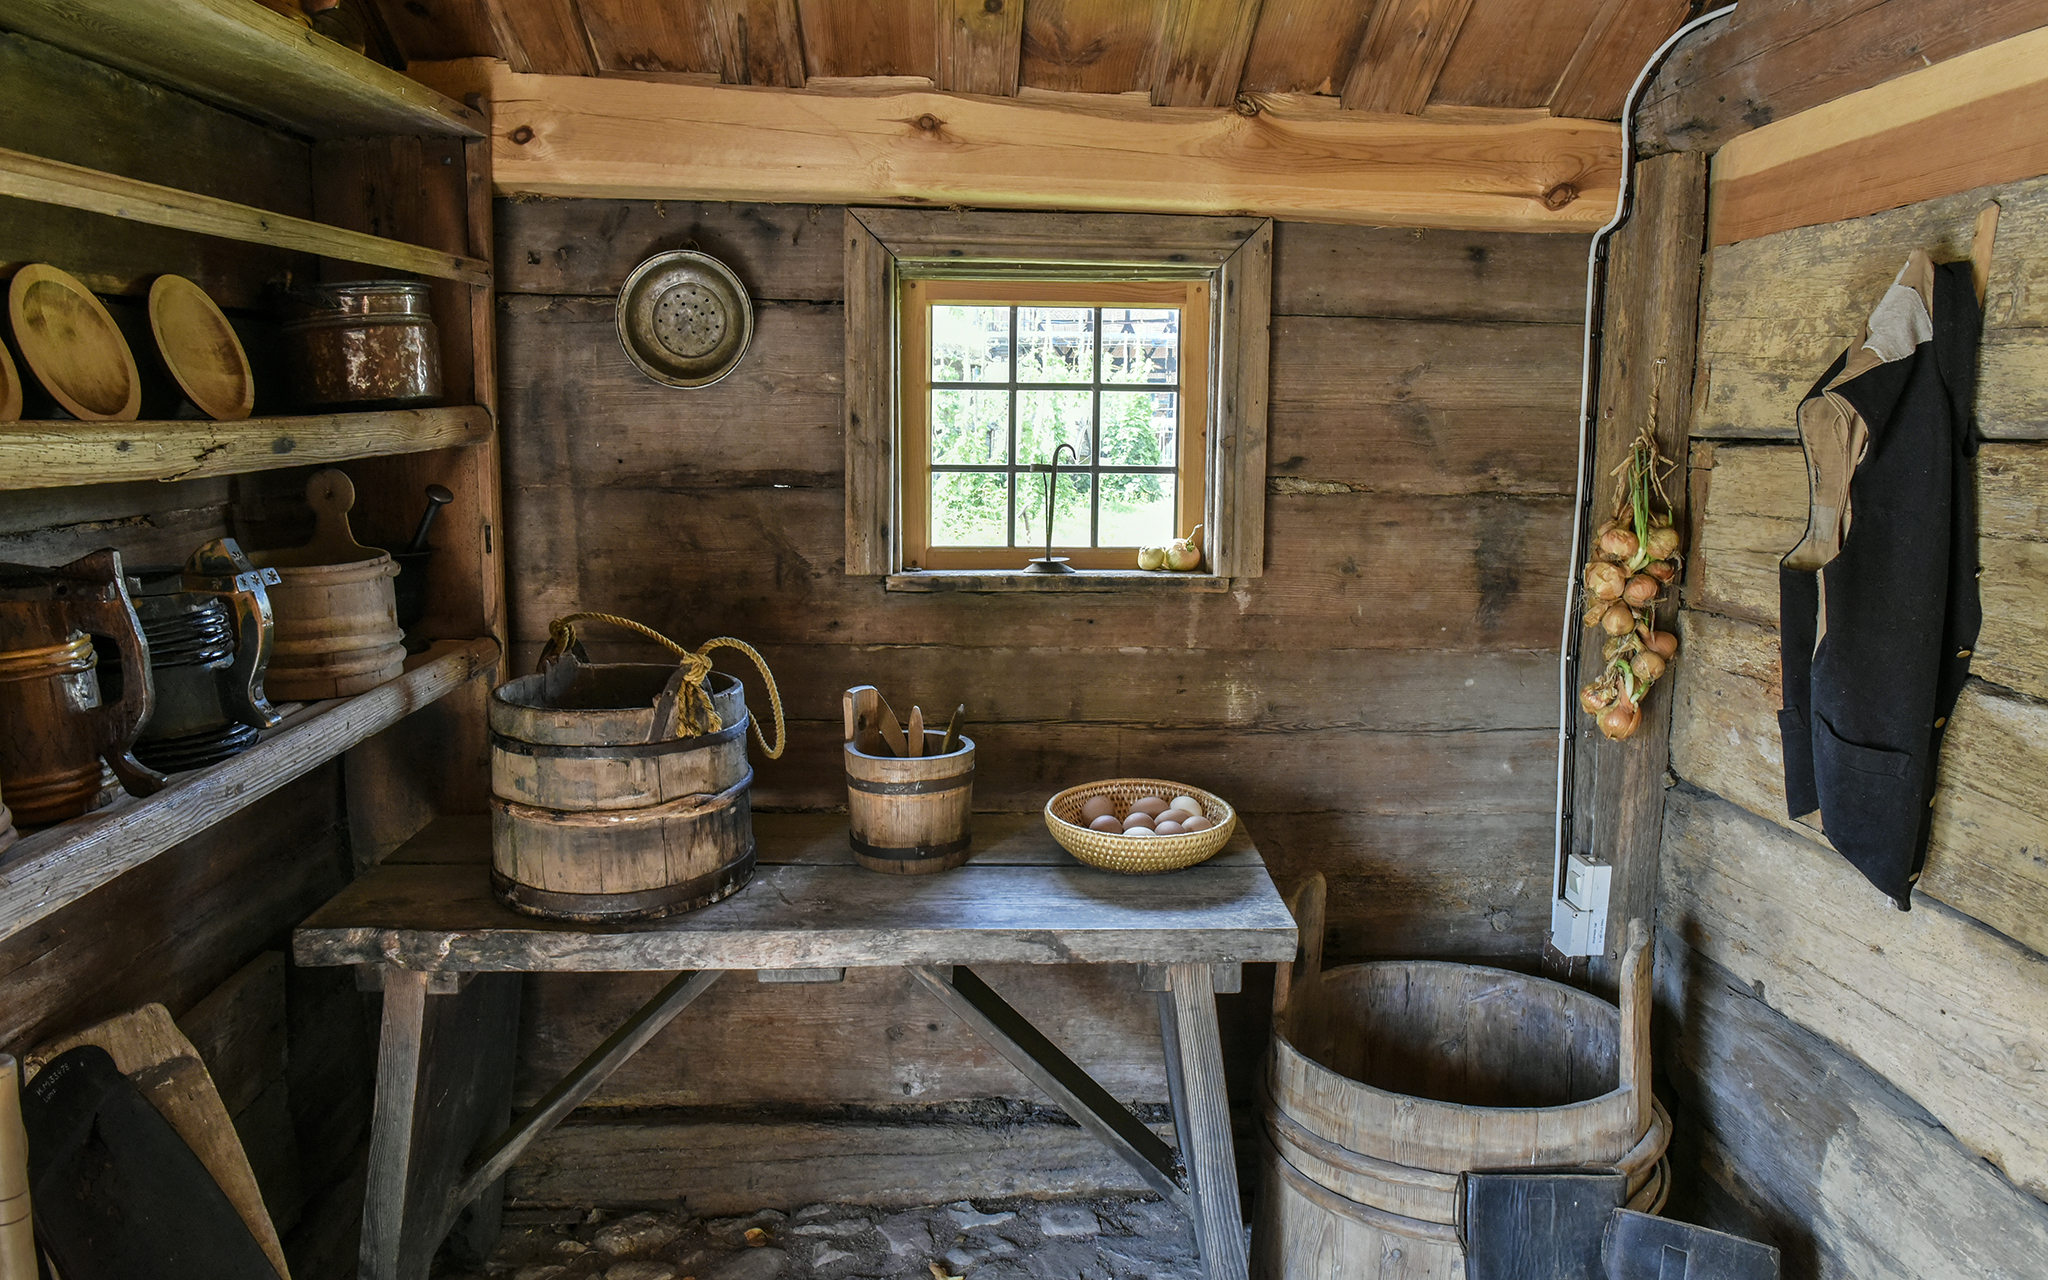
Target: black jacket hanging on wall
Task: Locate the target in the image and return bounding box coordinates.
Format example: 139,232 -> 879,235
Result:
1778,250 -> 1981,909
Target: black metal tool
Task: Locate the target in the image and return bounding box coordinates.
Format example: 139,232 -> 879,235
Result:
406,484 -> 453,553
1024,443 -> 1079,574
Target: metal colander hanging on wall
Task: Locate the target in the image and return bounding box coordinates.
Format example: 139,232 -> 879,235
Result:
616,249 -> 754,388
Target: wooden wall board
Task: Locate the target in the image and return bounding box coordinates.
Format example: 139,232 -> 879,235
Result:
1016,0 -> 1162,95
1268,314 -> 1580,495
0,490 -> 232,570
574,0 -> 719,77
416,58 -> 1622,232
495,198 -> 848,299
1547,0 -> 1694,123
1667,607 -> 2048,960
181,951 -> 291,1119
483,0 -> 597,75
506,1110 -> 1165,1211
1687,443 -> 2048,701
1270,222 -> 1589,324
1635,0 -> 2048,159
1340,0 -> 1476,116
1151,0 -> 1262,108
506,482 -> 1572,652
1428,0 -> 1607,111
1655,933 -> 2048,1279
936,0 -> 1025,96
1708,25 -> 2048,246
1690,173 -> 2048,443
1659,789 -> 2048,1201
371,0 -> 502,64
1238,0 -> 1376,97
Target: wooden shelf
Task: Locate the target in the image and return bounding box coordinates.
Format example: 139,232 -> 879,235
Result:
0,636 -> 500,943
0,0 -> 483,141
0,406 -> 494,489
0,147 -> 491,285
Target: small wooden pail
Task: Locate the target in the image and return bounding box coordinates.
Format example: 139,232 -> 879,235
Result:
490,655 -> 756,921
250,471 -> 403,701
1253,877 -> 1668,1279
845,732 -> 975,874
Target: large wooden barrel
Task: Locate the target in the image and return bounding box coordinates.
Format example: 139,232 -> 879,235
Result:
1254,878 -> 1668,1279
490,659 -> 754,921
251,554 -> 404,700
844,732 -> 975,874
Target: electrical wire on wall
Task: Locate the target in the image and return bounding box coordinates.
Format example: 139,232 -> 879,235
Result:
1549,3 -> 1740,955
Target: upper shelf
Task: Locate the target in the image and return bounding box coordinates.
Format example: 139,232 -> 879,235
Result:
0,0 -> 484,140
0,406 -> 493,490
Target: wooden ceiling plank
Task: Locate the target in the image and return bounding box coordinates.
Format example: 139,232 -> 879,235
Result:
709,0 -> 808,87
1152,0 -> 1265,108
1428,0 -> 1607,110
937,0 -> 1026,96
1240,0 -> 1381,96
418,58 -> 1622,232
794,0 -> 938,79
358,0 -> 504,65
1549,0 -> 1693,121
575,0 -> 721,77
481,0 -> 597,76
1019,0 -> 1163,95
1339,0 -> 1475,115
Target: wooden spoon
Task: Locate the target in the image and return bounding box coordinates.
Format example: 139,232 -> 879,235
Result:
877,696 -> 907,758
906,705 -> 924,757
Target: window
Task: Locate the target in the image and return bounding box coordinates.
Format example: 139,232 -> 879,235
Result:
844,209 -> 1272,581
901,279 -> 1209,570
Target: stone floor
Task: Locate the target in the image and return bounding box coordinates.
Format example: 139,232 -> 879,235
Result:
456,1196 -> 1202,1280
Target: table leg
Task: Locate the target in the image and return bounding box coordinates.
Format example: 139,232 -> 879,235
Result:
358,969 -> 522,1280
1160,962 -> 1249,1280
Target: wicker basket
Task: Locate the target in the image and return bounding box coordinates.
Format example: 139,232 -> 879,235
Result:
1044,778 -> 1237,874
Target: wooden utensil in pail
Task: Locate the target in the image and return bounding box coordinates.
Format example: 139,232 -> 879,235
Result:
249,470 -> 404,701
843,686 -> 974,875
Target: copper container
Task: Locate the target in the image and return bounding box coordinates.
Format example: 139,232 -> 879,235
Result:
281,281 -> 441,409
0,550 -> 165,825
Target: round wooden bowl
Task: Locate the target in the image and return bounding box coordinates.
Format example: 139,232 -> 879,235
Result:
8,264 -> 141,421
0,339 -> 21,422
149,274 -> 254,420
1044,778 -> 1235,874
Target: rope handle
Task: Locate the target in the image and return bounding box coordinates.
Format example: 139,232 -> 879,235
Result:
544,611 -> 786,760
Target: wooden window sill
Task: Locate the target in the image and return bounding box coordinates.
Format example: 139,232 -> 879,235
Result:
883,570 -> 1232,594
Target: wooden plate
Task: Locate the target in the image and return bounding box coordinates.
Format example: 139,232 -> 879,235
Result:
149,275 -> 254,420
8,264 -> 140,421
0,338 -> 21,422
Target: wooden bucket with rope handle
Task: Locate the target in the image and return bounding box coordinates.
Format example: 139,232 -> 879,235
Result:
488,612 -> 787,922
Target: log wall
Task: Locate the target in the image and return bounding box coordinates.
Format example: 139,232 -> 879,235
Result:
1650,53 -> 2048,1274
493,199 -> 1588,1203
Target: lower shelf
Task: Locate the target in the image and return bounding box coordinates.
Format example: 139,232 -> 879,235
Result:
0,635 -> 499,941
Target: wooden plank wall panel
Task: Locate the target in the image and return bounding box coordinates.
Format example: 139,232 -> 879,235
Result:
936,0 -> 1025,96
1692,173 -> 2048,441
1659,790 -> 2048,1202
1655,931 -> 2048,1279
793,0 -> 938,79
1547,0 -> 1694,123
496,204 -> 1584,1128
1238,0 -> 1378,97
1636,0 -> 2048,158
1340,0 -> 1476,116
1429,0 -> 1607,110
575,0 -> 721,76
1151,0 -> 1263,108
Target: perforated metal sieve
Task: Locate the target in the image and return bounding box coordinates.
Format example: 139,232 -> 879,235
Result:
616,250 -> 753,388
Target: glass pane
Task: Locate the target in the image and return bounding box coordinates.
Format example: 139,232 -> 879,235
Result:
1016,306 -> 1094,383
1099,472 -> 1175,548
1098,390 -> 1175,467
1017,469 -> 1093,549
930,389 -> 1009,465
931,305 -> 1009,383
1102,308 -> 1179,384
931,471 -> 1011,546
1017,389 -> 1093,466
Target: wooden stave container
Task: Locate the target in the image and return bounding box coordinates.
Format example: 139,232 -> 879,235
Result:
491,670 -> 748,812
0,636 -> 109,825
1252,880 -> 1664,1279
250,553 -> 404,701
490,661 -> 756,921
845,732 -> 975,874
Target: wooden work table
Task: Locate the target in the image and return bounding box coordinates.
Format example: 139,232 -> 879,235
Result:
294,811 -> 1298,1280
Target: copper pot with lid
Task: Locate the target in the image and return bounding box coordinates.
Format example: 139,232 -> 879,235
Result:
281,281 -> 441,409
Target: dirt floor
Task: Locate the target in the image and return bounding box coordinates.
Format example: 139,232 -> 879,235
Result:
451,1195 -> 1203,1280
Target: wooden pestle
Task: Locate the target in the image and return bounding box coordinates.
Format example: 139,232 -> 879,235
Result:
0,1054 -> 34,1280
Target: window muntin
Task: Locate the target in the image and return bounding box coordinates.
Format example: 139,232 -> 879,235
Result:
901,279 -> 1210,571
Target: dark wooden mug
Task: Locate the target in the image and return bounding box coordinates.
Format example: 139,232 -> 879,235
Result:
0,550 -> 166,825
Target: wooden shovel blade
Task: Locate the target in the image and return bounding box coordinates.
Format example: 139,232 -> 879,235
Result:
877,696 -> 907,758
906,706 -> 924,757
940,704 -> 965,755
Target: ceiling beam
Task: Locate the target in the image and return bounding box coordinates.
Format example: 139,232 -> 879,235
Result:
411,58 -> 1619,231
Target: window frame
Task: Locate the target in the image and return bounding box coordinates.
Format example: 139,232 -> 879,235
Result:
844,208 -> 1272,579
901,277 -> 1211,570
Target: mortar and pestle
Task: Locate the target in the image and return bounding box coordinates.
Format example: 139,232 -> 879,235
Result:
249,470 -> 405,701
376,484 -> 451,649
